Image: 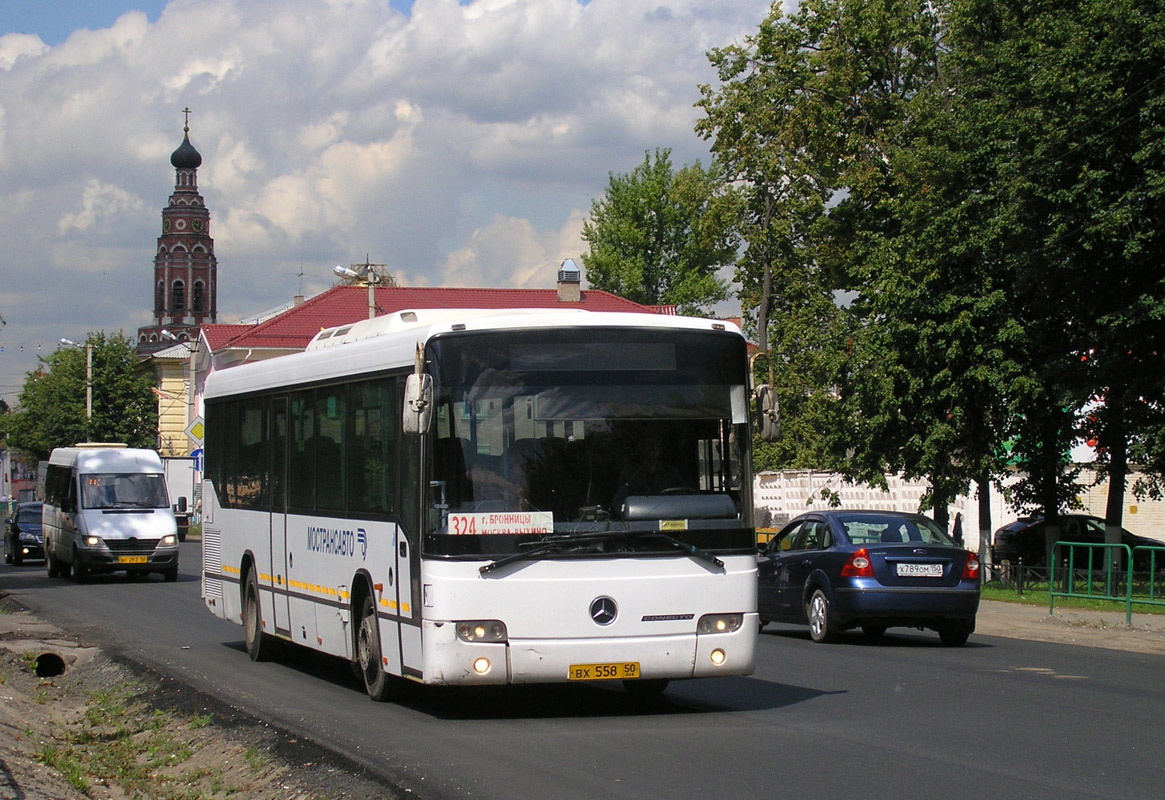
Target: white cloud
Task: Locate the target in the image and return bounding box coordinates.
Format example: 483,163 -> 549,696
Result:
0,0 -> 771,401
57,179 -> 148,234
440,209 -> 586,288
0,33 -> 48,70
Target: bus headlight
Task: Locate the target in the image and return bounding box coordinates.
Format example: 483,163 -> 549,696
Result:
160,534 -> 177,547
697,613 -> 744,635
83,535 -> 103,547
455,620 -> 508,643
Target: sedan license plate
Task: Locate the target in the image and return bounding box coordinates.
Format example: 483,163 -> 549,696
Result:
117,555 -> 148,564
897,563 -> 943,578
568,662 -> 640,681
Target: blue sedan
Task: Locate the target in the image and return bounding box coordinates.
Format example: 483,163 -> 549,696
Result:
758,510 -> 981,646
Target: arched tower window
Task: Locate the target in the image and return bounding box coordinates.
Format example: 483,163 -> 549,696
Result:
156,281 -> 165,312
172,280 -> 186,312
192,280 -> 205,313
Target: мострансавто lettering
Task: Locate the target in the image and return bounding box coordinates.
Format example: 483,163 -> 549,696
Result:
306,525 -> 357,557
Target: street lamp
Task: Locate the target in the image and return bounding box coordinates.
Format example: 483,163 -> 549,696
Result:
59,338 -> 92,420
333,257 -> 392,319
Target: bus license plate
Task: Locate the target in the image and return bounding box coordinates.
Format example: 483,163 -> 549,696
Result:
118,556 -> 148,564
568,662 -> 640,681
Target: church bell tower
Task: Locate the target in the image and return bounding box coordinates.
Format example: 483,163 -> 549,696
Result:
137,109 -> 218,354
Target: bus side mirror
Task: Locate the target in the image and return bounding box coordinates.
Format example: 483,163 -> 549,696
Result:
176,496 -> 188,513
756,384 -> 781,442
403,373 -> 434,434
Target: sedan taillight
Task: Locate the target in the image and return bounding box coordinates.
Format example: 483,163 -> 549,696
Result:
841,548 -> 874,577
963,553 -> 981,580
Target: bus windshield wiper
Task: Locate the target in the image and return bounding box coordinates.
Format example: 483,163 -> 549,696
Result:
479,531 -> 619,574
625,530 -> 724,569
479,529 -> 724,574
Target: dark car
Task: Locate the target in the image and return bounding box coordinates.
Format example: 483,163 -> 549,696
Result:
758,510 -> 981,646
4,501 -> 45,566
992,514 -> 1164,571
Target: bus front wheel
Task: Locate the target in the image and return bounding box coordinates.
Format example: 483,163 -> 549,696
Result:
356,593 -> 397,702
244,569 -> 278,662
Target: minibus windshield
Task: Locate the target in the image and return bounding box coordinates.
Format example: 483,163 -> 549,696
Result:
80,474 -> 170,510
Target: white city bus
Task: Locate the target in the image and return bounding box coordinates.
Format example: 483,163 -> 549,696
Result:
201,309 -> 758,699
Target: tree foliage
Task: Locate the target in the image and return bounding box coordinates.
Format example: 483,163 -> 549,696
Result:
7,332 -> 158,461
698,0 -> 1165,528
580,149 -> 738,315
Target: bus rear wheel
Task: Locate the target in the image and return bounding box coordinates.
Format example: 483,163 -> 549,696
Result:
356,593 -> 397,702
244,569 -> 278,662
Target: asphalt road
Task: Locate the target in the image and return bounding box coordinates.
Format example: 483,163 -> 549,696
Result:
3,540 -> 1164,799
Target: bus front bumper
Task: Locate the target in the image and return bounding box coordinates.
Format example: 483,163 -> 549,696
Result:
421,616 -> 757,686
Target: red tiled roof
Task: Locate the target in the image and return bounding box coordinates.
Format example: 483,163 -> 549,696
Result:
201,323 -> 255,351
220,286 -> 666,351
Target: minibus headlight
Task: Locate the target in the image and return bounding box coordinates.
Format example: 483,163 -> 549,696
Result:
455,620 -> 508,643
83,535 -> 102,547
160,534 -> 177,547
697,613 -> 744,635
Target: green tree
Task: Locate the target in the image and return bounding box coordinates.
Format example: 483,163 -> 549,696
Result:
580,149 -> 738,316
698,0 -> 988,520
932,0 -> 1165,548
700,0 -> 1165,543
7,332 -> 158,461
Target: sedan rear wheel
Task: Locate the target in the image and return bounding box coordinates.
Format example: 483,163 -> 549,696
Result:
939,620 -> 973,647
807,589 -> 836,643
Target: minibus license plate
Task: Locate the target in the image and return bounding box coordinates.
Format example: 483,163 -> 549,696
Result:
568,662 -> 640,681
118,556 -> 148,564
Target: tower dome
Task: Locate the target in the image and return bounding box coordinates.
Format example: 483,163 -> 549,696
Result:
170,130 -> 202,169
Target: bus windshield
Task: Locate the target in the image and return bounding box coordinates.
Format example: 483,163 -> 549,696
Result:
81,474 -> 170,510
424,327 -> 752,557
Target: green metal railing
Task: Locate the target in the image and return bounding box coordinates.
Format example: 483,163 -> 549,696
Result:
1050,541 -> 1165,624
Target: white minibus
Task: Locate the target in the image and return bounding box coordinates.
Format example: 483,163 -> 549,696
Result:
42,444 -> 180,582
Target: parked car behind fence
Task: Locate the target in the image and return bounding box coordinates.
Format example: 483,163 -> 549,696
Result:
992,514 -> 1163,574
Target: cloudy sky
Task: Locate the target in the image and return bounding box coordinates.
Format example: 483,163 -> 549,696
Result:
0,0 -> 778,405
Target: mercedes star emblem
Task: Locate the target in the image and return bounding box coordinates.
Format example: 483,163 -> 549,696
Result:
590,596 -> 618,626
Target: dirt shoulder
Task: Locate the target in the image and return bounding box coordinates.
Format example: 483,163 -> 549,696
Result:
974,598 -> 1165,655
0,594 -> 403,800
3,594 -> 1162,799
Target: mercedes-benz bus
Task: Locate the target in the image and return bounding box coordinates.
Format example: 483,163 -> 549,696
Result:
201,309 -> 758,700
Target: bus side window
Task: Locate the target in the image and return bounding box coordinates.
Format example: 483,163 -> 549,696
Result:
349,379 -> 394,514
289,392 -> 315,510
314,387 -> 346,511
